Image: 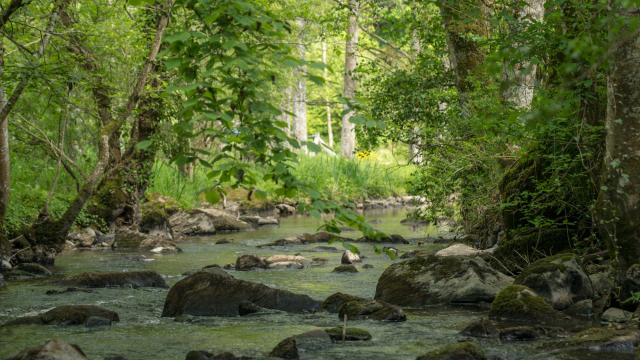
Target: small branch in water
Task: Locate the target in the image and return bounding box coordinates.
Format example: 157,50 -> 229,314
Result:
342,313 -> 347,343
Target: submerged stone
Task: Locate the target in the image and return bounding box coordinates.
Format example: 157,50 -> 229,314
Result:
62,270 -> 168,288
185,351 -> 251,360
333,265 -> 358,273
324,327 -> 372,341
4,305 -> 119,326
269,330 -> 332,359
499,326 -> 539,342
416,341 -> 487,360
460,318 -> 498,338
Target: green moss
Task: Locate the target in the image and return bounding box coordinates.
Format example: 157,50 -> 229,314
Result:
494,228 -> 574,273
515,253 -> 575,283
416,341 -> 486,360
489,285 -> 557,323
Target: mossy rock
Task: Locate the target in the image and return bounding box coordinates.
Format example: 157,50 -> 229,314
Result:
324,327 -> 372,341
489,285 -> 559,323
493,228 -> 574,273
416,341 -> 487,360
4,305 -> 119,326
140,194 -> 183,232
515,253 -> 575,281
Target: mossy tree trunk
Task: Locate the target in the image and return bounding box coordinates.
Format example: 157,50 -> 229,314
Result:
27,1 -> 173,246
438,0 -> 490,113
92,71 -> 164,227
596,2 -> 640,294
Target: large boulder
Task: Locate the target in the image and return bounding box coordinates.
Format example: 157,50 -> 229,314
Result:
162,268 -> 320,317
62,270 -> 168,288
514,253 -> 593,310
269,330 -> 332,359
321,292 -> 406,322
416,341 -> 487,360
489,285 -> 560,323
7,340 -> 88,360
4,305 -> 119,326
375,255 -> 513,306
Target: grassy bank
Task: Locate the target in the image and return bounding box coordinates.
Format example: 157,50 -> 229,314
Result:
147,150 -> 415,209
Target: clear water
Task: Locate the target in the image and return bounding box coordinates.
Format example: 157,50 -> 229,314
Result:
0,209 -> 625,359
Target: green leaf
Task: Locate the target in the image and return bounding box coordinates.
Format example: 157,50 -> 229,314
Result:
135,140 -> 153,150
204,189 -> 221,204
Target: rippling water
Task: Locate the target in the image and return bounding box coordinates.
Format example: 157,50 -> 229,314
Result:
0,209 -> 620,359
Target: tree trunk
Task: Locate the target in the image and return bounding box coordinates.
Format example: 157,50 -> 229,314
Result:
502,0 -> 545,108
341,0 -> 359,159
28,0 -> 173,245
0,39 -> 7,255
596,3 -> 640,297
292,17 -> 307,152
322,40 -> 333,148
438,0 -> 490,112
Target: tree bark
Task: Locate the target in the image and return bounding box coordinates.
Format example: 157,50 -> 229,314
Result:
596,3 -> 640,296
438,0 -> 490,112
292,17 -> 307,152
0,39 -> 7,255
502,0 -> 545,108
341,0 -> 359,159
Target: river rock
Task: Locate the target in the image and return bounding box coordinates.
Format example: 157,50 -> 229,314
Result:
375,255 -> 513,306
333,265 -> 358,273
259,232 -> 350,247
275,203 -> 296,216
68,227 -> 97,248
169,211 -> 217,236
62,270 -> 168,288
321,292 -> 406,321
312,246 -> 339,252
269,330 -> 332,359
489,285 -> 560,323
341,250 -> 360,264
239,215 -> 279,226
460,318 -> 498,338
236,255 -> 267,270
416,341 -> 487,360
7,340 -> 88,360
499,326 -> 539,341
324,327 -> 372,341
564,299 -> 593,318
514,253 -> 593,310
435,244 -> 494,257
194,208 -> 250,231
185,351 -> 251,360
601,307 -> 633,324
4,305 -> 119,326
162,268 -> 319,317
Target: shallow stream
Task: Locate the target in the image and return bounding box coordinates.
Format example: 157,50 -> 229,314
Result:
0,209 -> 625,359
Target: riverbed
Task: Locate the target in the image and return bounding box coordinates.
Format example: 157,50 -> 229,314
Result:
0,209 -> 622,359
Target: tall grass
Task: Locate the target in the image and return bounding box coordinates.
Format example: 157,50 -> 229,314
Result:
147,151 -> 415,208
293,155 -> 413,202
